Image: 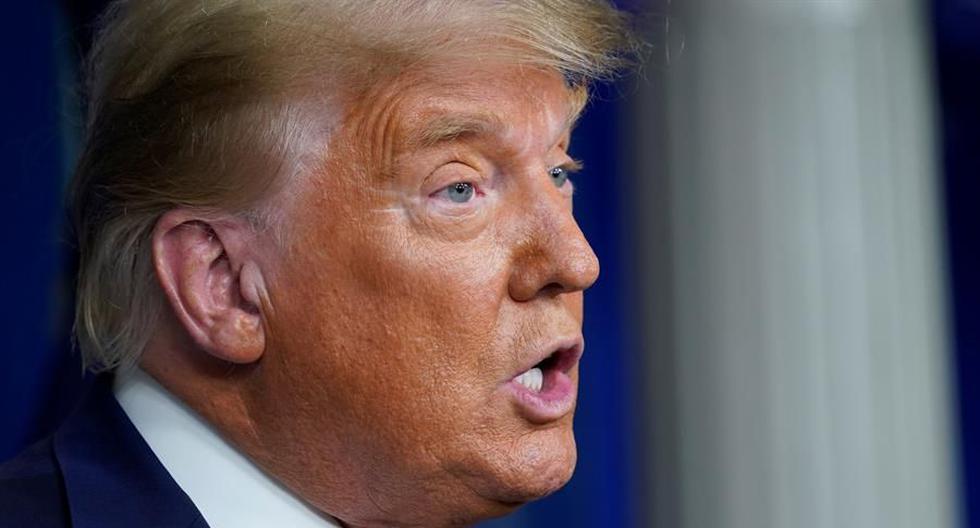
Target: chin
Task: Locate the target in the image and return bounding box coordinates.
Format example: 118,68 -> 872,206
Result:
438,443 -> 576,527
321,422 -> 579,527
466,422 -> 579,509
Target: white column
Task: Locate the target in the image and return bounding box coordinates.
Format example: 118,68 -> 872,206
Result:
632,2 -> 960,527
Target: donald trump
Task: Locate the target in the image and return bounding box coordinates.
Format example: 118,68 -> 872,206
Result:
0,1 -> 635,526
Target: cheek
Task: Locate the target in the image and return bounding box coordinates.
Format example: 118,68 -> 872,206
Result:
271,214 -> 512,422
344,227 -> 510,381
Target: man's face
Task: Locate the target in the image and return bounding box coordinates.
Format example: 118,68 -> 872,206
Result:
252,63 -> 599,526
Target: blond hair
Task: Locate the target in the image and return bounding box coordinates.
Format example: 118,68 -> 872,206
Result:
72,0 -> 637,372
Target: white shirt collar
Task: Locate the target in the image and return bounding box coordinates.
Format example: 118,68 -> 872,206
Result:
114,368 -> 343,528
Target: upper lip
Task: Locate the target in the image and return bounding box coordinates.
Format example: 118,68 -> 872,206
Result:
511,335 -> 584,378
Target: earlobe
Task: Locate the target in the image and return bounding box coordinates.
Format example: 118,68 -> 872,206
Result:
152,210 -> 267,365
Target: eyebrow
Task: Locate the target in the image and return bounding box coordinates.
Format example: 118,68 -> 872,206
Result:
414,112 -> 506,149
411,95 -> 587,151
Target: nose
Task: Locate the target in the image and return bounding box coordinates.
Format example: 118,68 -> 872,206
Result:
507,202 -> 600,302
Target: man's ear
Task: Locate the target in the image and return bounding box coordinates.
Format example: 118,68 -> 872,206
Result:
152,210 -> 268,364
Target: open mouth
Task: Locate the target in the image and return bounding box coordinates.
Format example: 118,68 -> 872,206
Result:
514,352 -> 558,392
508,342 -> 582,423
513,348 -> 570,393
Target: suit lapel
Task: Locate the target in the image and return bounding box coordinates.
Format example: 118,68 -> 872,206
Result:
53,375 -> 208,528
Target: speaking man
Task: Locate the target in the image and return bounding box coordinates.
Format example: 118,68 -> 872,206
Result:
0,1 -> 635,526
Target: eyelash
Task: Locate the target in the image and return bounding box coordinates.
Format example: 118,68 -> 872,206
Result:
558,159 -> 584,175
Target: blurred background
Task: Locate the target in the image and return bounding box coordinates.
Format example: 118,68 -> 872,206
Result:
1,1 -> 977,527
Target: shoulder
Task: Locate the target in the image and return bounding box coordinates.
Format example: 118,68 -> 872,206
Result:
0,436 -> 71,528
0,375 -> 208,528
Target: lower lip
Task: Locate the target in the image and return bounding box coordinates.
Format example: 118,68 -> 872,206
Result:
508,368 -> 577,424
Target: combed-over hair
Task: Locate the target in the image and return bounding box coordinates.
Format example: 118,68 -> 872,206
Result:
72,0 -> 637,372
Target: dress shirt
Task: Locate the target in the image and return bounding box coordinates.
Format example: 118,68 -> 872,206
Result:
115,369 -> 342,528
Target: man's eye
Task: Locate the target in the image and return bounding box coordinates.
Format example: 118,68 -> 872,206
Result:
549,166 -> 570,188
436,182 -> 476,203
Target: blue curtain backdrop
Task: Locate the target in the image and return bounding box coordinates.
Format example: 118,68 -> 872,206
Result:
1,2 -> 645,527
933,2 -> 980,527
0,2 -> 87,463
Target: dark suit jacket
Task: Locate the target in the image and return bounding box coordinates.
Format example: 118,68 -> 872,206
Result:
0,376 -> 209,528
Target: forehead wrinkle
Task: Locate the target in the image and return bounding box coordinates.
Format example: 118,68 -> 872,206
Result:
347,83 -> 412,182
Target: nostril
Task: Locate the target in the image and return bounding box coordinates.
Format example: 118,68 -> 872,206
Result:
540,282 -> 566,296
